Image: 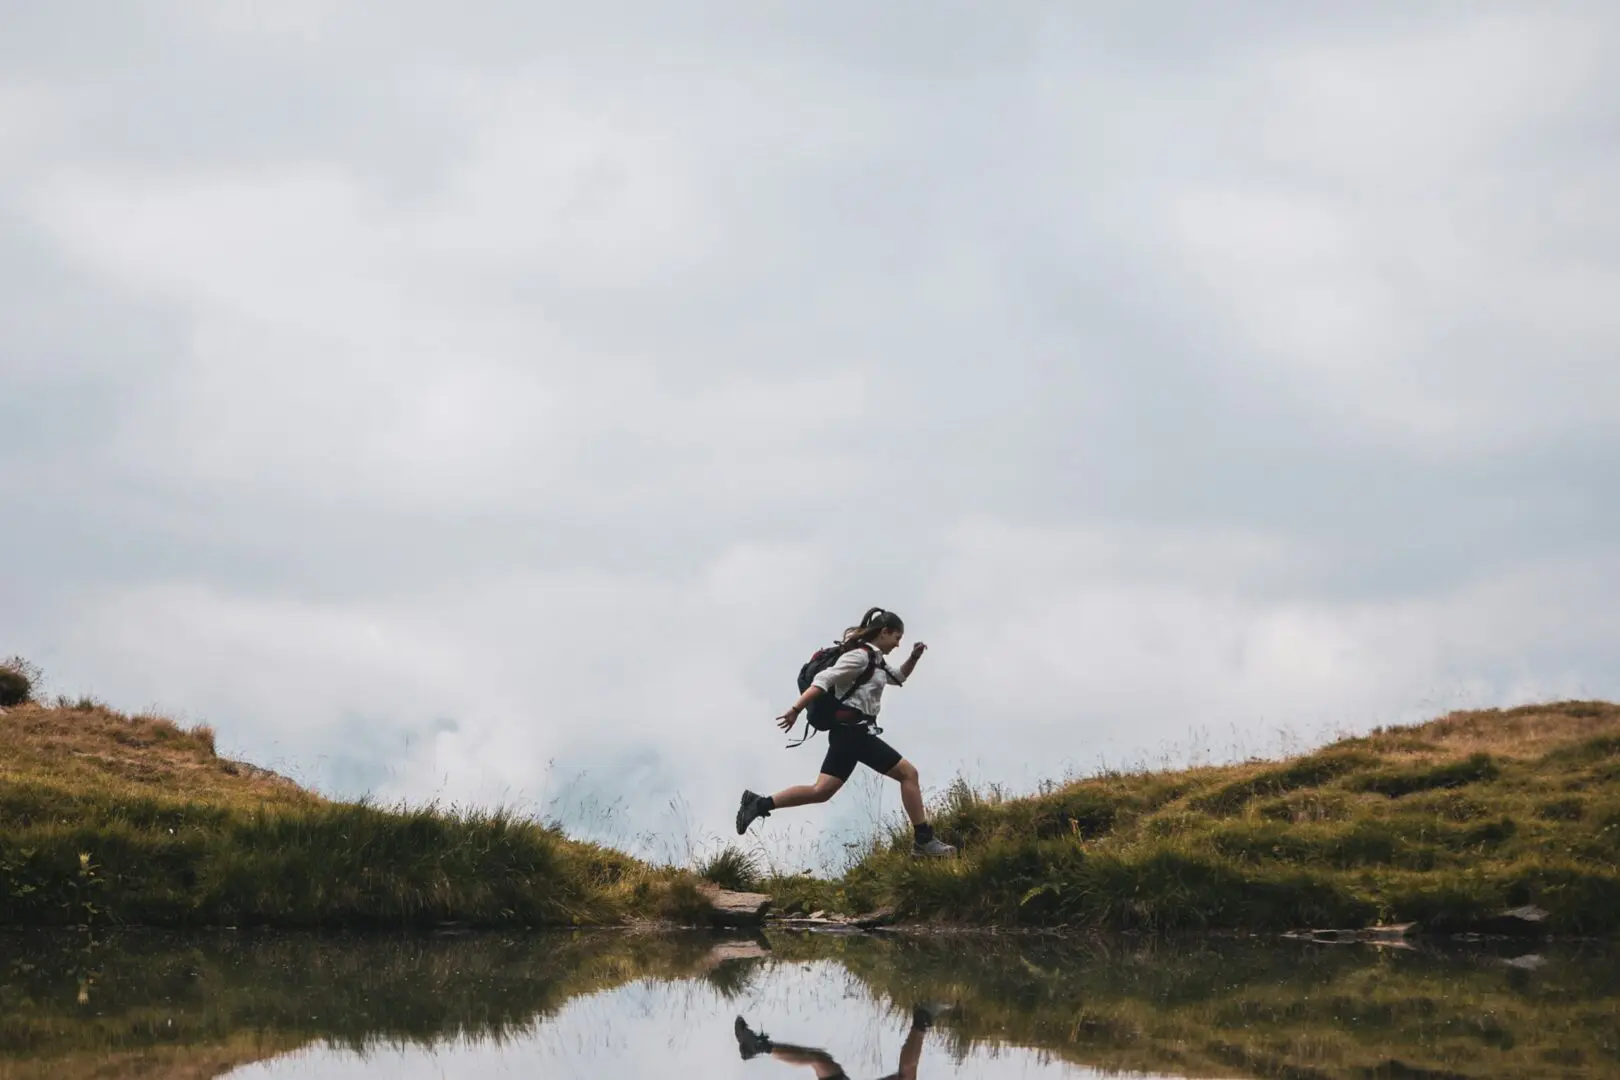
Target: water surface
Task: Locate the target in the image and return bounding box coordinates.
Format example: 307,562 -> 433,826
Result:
2,928 -> 1615,1078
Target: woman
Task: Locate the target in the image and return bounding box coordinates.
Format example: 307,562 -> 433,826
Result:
735,607 -> 956,858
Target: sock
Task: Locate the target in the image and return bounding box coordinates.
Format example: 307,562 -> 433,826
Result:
757,795 -> 775,813
914,822 -> 934,843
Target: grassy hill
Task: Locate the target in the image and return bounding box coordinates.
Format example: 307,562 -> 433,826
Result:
0,700 -> 700,929
783,701 -> 1620,935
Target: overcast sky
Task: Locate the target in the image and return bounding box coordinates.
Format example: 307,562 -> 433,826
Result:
3,2 -> 1618,867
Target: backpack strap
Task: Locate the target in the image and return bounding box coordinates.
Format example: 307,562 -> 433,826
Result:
835,644 -> 881,703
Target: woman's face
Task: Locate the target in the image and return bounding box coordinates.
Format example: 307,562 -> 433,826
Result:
874,626 -> 905,653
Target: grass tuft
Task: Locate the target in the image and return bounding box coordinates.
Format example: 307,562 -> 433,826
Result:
695,844 -> 762,892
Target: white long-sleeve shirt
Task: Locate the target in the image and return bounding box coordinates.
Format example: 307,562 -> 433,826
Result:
810,644 -> 904,717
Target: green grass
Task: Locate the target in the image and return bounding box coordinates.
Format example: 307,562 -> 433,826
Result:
780,701 -> 1620,936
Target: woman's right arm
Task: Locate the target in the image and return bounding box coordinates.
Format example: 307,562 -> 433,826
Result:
777,685 -> 824,730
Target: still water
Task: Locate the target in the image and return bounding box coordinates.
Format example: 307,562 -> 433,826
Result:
2,928 -> 1616,1079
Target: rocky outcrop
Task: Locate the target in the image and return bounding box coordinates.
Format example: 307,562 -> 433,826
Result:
699,885 -> 773,927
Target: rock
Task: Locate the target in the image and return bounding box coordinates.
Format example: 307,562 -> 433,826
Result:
1471,904 -> 1553,937
766,908 -> 898,934
699,884 -> 772,927
1502,953 -> 1546,971
853,907 -> 899,929
697,939 -> 771,972
1283,923 -> 1416,946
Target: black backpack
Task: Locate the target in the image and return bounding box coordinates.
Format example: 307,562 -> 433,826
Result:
789,640 -> 881,745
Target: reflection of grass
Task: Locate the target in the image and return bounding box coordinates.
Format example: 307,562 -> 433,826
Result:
0,702 -> 701,928
6,929 -> 1612,1080
769,932 -> 1620,1080
801,702 -> 1620,935
0,929 -> 739,1078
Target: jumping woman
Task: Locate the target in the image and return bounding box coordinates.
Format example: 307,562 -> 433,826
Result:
735,607 -> 957,858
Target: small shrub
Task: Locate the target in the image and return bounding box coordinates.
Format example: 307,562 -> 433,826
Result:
0,656 -> 40,707
696,845 -> 761,892
189,723 -> 218,755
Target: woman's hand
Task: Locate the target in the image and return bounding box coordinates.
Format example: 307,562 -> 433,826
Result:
909,642 -> 928,659
776,709 -> 799,732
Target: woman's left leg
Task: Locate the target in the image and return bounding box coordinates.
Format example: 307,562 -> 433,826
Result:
858,732 -> 955,857
852,732 -> 924,823
885,758 -> 925,826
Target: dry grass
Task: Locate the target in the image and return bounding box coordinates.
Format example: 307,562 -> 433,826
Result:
1351,701 -> 1620,761
0,1033 -> 310,1080
0,702 -> 310,809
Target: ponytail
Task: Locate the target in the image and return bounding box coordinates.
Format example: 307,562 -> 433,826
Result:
841,606 -> 905,648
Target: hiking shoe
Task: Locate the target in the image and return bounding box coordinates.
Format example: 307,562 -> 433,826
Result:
734,1015 -> 773,1060
736,790 -> 770,835
912,1001 -> 952,1029
911,836 -> 957,858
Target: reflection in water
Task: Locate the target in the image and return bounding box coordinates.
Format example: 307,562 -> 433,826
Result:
734,1003 -> 943,1080
0,929 -> 1615,1079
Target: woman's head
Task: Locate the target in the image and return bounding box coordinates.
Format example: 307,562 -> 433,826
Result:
845,606 -> 905,653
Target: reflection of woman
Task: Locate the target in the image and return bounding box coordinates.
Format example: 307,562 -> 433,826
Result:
734,1005 -> 941,1080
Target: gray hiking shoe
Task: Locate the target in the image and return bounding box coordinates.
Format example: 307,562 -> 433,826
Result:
736,790 -> 770,835
912,836 -> 957,858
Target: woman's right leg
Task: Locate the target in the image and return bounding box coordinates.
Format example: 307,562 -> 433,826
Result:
769,773 -> 844,808
772,728 -> 858,807
737,731 -> 856,834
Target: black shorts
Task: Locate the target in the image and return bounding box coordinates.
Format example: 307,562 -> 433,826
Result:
819,710 -> 903,782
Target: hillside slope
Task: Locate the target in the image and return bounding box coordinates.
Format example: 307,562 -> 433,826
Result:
0,701 -> 685,929
817,701 -> 1620,935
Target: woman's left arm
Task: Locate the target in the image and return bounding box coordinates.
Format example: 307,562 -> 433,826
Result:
895,642 -> 927,683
